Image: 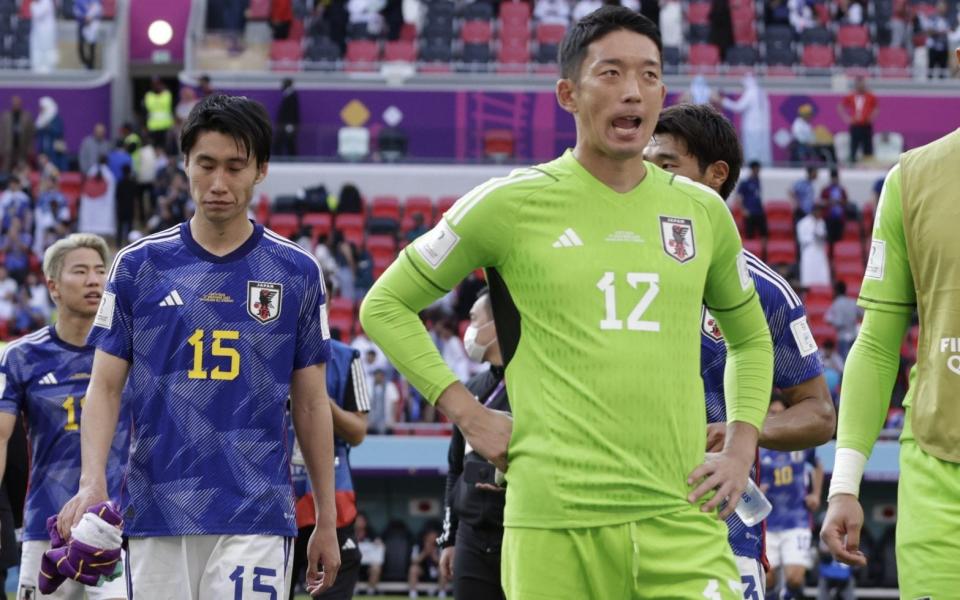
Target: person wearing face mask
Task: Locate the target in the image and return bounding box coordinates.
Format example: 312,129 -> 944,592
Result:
437,289 -> 508,600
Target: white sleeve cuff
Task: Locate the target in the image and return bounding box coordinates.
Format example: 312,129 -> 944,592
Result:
828,447 -> 868,500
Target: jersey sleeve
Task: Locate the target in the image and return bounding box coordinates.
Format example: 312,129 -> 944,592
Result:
0,347 -> 24,415
88,252 -> 137,361
859,165 -> 916,314
293,261 -> 332,370
360,176 -> 522,403
702,195 -> 756,312
344,355 -> 370,413
770,297 -> 824,390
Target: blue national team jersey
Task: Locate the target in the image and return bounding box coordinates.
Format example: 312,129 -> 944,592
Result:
0,326 -> 130,541
701,250 -> 823,559
88,222 -> 331,537
760,448 -> 815,531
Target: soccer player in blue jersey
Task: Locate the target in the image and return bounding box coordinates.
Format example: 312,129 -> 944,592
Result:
645,103 -> 835,600
759,401 -> 823,599
0,233 -> 130,600
58,94 -> 341,599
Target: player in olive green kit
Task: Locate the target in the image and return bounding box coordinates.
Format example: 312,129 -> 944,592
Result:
822,48 -> 960,596
360,8 -> 773,599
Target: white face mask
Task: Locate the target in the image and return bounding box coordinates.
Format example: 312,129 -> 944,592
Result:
463,320 -> 496,363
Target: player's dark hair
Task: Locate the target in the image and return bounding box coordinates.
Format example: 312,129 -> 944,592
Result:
558,6 -> 662,81
179,94 -> 272,168
654,103 -> 743,200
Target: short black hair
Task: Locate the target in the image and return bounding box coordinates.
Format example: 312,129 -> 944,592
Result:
558,6 -> 662,81
654,103 -> 743,199
179,94 -> 272,168
749,160 -> 761,170
834,280 -> 847,296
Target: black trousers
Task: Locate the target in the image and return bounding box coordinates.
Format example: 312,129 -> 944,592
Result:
291,524 -> 362,600
453,523 -> 505,600
849,123 -> 873,163
77,21 -> 95,69
744,212 -> 768,240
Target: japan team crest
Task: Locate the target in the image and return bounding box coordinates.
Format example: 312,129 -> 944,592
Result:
659,216 -> 696,263
701,307 -> 724,342
247,281 -> 283,324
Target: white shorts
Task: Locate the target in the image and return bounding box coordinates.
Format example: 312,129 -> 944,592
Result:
18,539 -> 127,600
766,528 -> 812,569
734,555 -> 765,600
126,535 -> 293,600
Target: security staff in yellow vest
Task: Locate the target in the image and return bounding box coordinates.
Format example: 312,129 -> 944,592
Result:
822,45 -> 960,600
143,77 -> 174,150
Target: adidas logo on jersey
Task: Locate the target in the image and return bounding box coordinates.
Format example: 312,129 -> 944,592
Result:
552,228 -> 583,248
342,538 -> 357,551
159,291 -> 184,307
39,372 -> 58,385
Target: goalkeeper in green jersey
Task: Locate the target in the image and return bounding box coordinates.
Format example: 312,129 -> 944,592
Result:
360,7 -> 773,598
821,47 -> 960,599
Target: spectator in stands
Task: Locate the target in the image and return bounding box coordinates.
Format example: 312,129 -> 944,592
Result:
355,512 -> 385,596
708,0 -> 733,61
29,0 -> 59,73
836,0 -> 864,25
2,217 -> 31,283
11,287 -> 45,335
274,78 -> 301,157
534,0 -> 571,26
572,0 -> 602,23
115,164 -> 137,246
736,160 -> 766,240
24,272 -> 50,320
437,318 -> 471,382
680,75 -> 713,105
787,0 -> 814,34
197,74 -> 214,97
888,0 -> 910,49
790,165 -> 818,222
404,212 -> 429,244
819,168 -> 848,244
0,266 -> 16,323
144,78 -> 174,150
796,202 -> 831,288
837,76 -> 877,165
819,339 -> 844,401
720,73 -> 772,166
78,123 -> 111,175
270,0 -> 294,39
35,153 -> 59,181
33,174 -> 67,255
920,1 -> 951,77
313,234 -> 339,279
408,523 -> 448,599
658,0 -> 682,49
368,368 -> 400,434
334,235 -> 358,301
0,177 -> 30,228
348,0 -> 385,37
77,156 -> 115,239
106,140 -> 132,185
175,86 -> 200,140
825,280 -> 863,360
34,97 -> 66,172
73,0 -> 102,69
790,104 -> 816,164
136,138 -> 159,224
355,245 -> 374,301
0,96 -> 34,173
764,0 -> 790,26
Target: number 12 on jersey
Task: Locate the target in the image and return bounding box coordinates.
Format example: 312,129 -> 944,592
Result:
597,272 -> 660,331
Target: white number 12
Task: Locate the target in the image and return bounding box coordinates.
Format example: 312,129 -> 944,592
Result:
597,272 -> 660,331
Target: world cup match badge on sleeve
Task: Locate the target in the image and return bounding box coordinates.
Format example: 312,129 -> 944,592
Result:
416,219 -> 460,268
93,291 -> 115,329
865,239 -> 885,280
247,282 -> 283,324
659,216 -> 696,263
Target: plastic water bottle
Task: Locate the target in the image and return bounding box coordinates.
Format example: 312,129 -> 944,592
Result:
733,478 -> 773,526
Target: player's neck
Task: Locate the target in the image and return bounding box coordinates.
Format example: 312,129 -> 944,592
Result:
190,214 -> 255,257
572,145 -> 648,194
55,310 -> 93,347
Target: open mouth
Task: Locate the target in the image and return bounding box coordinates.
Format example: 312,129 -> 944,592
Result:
612,115 -> 642,134
84,292 -> 102,302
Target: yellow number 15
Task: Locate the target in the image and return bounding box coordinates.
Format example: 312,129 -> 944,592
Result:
187,329 -> 240,380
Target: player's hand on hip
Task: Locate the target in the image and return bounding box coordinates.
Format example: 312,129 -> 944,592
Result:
305,524 -> 341,596
57,481 -> 108,540
461,407 -> 512,473
439,546 -> 455,581
804,492 -> 822,513
686,451 -> 752,520
705,423 -> 726,452
821,494 -> 867,567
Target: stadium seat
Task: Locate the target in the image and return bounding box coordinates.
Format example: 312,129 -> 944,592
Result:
688,44 -> 720,71
383,40 -> 416,63
767,218 -> 794,241
460,43 -> 493,71
272,194 -> 300,214
372,254 -> 393,279
304,36 -> 341,69
687,1 -> 711,24
802,44 -> 835,70
662,46 -> 682,74
499,1 -> 530,31
804,298 -> 831,326
726,45 -> 758,67
403,196 -> 434,223
268,214 -> 300,238
764,25 -> 795,48
732,19 -> 757,45
335,213 -> 366,247
834,240 -> 864,264
688,24 -> 711,44
497,43 -> 530,73
862,201 -> 876,232
366,234 -> 398,257
765,200 -> 793,221
833,260 -> 864,283
436,196 -> 458,219
461,20 -> 493,44
839,47 -> 874,69
328,296 -> 355,323
370,196 -> 401,221
742,238 -> 764,261
536,23 -> 566,45
345,40 -> 379,72
801,26 -> 834,45
483,129 -> 515,160
837,25 -> 870,47
766,240 -> 797,265
461,1 -> 494,20
805,284 -> 834,304
269,40 -> 302,72
303,213 -> 333,241
877,46 -> 909,76
419,38 -> 453,71
840,220 -> 862,243
764,46 -> 796,70
421,19 -> 454,40
100,0 -> 115,19
346,22 -> 373,40
811,323 -> 837,345
399,22 -> 417,42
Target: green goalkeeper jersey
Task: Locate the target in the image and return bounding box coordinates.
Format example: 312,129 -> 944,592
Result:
361,151 -> 772,528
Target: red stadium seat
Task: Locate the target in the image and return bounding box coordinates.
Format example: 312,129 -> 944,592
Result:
366,235 -> 398,266
335,213 -> 366,246
436,196 -> 458,221
483,130 -> 515,159
811,323 -> 837,345
687,1 -> 711,25
462,21 -> 493,44
804,298 -> 831,326
742,238 -> 764,261
536,23 -> 567,45
383,40 -> 416,62
833,259 -> 864,280
289,19 -> 305,41
767,218 -> 794,241
765,200 -> 793,221
270,40 -> 303,71
499,1 -> 531,29
802,45 -> 835,69
328,296 -> 355,322
328,313 -> 354,338
101,0 -> 116,19
834,240 -> 863,262
345,40 -> 379,72
805,285 -> 833,304
268,214 -> 300,238
877,46 -> 909,76
862,202 -> 876,232
497,43 -> 530,72
303,213 -> 333,240
732,19 -> 757,45
837,25 -> 870,47
841,220 -> 862,243
688,44 -> 720,71
766,240 -> 797,265
370,196 -> 401,221
247,0 -> 270,19
373,254 -> 393,278
399,22 -> 417,42
404,196 -> 434,222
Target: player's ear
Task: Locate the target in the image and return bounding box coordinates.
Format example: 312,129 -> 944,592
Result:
707,160 -> 730,194
46,278 -> 59,302
254,161 -> 268,185
556,78 -> 578,115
